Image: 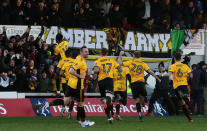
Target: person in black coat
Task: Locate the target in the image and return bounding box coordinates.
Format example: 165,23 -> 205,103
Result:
95,9 -> 108,29
147,62 -> 175,115
24,1 -> 37,25
0,1 -> 10,25
11,0 -> 24,25
109,4 -> 123,28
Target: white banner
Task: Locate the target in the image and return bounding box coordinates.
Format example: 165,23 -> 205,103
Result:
0,25 -> 42,39
183,29 -> 206,55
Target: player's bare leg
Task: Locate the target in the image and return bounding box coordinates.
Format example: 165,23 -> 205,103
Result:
105,93 -> 114,124
180,98 -> 193,123
136,97 -> 144,122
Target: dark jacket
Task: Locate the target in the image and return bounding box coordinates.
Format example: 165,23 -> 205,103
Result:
0,5 -> 11,25
109,10 -> 123,27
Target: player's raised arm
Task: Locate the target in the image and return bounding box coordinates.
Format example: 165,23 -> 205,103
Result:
147,69 -> 161,83
163,71 -> 173,77
118,51 -> 124,65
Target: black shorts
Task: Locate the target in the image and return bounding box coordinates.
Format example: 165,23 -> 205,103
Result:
114,91 -> 127,106
98,78 -> 114,97
65,85 -> 84,102
150,89 -> 170,101
175,85 -> 189,100
62,83 -> 67,94
131,82 -> 147,99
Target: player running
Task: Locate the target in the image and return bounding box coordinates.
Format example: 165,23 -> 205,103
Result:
163,52 -> 193,123
66,46 -> 95,127
113,66 -> 131,120
54,33 -> 69,95
118,51 -> 161,122
38,49 -> 75,117
59,49 -> 76,119
93,48 -> 121,123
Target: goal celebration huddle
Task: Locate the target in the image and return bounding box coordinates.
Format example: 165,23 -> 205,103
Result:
38,33 -> 194,127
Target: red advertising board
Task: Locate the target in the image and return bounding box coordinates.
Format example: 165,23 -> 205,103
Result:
0,98 -> 150,117
49,98 -> 149,117
0,99 -> 36,117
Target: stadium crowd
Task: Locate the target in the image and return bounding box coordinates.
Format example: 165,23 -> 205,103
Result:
0,0 -> 207,115
0,0 -> 207,31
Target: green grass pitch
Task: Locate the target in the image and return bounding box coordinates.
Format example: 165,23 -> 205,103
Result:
0,116 -> 206,131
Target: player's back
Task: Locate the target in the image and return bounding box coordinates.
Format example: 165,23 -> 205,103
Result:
54,40 -> 69,59
169,62 -> 191,89
62,58 -> 75,80
95,56 -> 119,81
123,58 -> 149,83
57,57 -> 72,69
113,67 -> 129,92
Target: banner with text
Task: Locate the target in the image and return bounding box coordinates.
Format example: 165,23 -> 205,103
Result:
0,26 -> 172,58
0,98 -> 168,117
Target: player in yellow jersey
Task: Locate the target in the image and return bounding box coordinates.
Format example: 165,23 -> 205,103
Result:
113,66 -> 131,120
118,51 -> 160,122
163,52 -> 193,123
38,49 -> 76,116
93,48 -> 121,123
65,46 -> 95,127
59,49 -> 76,119
54,33 -> 69,95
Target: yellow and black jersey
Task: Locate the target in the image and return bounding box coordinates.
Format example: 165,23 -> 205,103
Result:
67,55 -> 87,90
54,40 -> 69,59
169,62 -> 191,89
123,58 -> 150,83
60,58 -> 75,84
94,56 -> 119,81
57,57 -> 72,69
113,67 -> 130,92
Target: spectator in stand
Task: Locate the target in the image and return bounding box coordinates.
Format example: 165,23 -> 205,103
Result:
0,71 -> 16,91
133,0 -> 145,28
15,66 -> 28,91
48,3 -> 62,26
73,0 -> 84,15
99,0 -> 112,15
36,2 -> 48,25
202,23 -> 207,29
1,49 -> 23,73
174,23 -> 181,29
161,0 -> 171,24
38,71 -> 51,92
24,1 -> 37,25
95,8 -> 109,29
11,0 -> 24,25
28,68 -> 38,91
84,2 -> 95,28
0,0 -> 10,25
194,10 -> 204,28
109,4 -> 123,27
74,7 -> 88,28
142,18 -> 159,32
150,0 -> 161,24
160,19 -> 170,32
183,1 -> 196,28
172,0 -> 183,28
142,0 -> 151,21
195,0 -> 203,15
